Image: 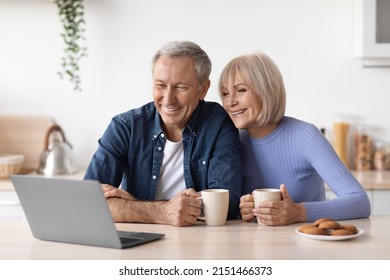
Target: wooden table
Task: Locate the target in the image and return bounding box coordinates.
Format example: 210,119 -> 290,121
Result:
1,217 -> 389,260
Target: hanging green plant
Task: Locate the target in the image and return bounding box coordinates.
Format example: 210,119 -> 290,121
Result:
55,0 -> 87,91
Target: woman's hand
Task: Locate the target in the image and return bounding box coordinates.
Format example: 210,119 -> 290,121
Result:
239,194 -> 256,221
253,184 -> 307,226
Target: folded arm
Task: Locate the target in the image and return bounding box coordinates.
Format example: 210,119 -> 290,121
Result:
102,185 -> 202,227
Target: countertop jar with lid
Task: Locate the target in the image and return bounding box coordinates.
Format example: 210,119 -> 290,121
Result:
384,142 -> 390,170
374,141 -> 386,171
354,125 -> 373,171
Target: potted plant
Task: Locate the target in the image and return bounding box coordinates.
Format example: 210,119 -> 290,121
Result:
55,0 -> 87,91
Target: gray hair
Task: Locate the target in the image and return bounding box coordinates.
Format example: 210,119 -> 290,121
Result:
219,51 -> 286,126
152,41 -> 212,86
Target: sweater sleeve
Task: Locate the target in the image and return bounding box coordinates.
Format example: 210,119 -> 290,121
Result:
300,124 -> 371,221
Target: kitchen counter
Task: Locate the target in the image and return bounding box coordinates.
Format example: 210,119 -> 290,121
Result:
352,170 -> 390,190
2,170 -> 390,191
0,179 -> 14,191
0,169 -> 86,191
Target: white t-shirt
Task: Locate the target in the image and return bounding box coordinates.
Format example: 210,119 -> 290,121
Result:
155,138 -> 186,200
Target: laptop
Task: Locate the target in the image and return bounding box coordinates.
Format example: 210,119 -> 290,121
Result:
10,175 -> 164,249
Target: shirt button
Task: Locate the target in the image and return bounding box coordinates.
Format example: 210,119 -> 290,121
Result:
152,175 -> 157,180
161,133 -> 165,138
202,161 -> 206,165
157,146 -> 162,151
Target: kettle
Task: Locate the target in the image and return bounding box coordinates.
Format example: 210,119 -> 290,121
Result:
38,124 -> 78,175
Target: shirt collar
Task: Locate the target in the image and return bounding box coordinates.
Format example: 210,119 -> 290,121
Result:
152,100 -> 204,139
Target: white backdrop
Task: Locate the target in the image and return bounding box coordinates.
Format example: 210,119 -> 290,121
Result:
1,0 -> 389,168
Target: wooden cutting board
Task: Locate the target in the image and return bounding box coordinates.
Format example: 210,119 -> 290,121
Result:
0,115 -> 54,172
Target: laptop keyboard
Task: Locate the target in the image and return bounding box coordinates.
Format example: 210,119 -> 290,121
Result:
118,231 -> 145,243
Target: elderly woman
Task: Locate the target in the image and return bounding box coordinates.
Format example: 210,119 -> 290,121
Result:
218,51 -> 371,225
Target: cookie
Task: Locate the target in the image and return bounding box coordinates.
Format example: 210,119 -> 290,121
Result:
312,218 -> 333,226
330,229 -> 354,236
301,226 -> 327,235
341,224 -> 358,234
298,224 -> 316,233
318,220 -> 341,230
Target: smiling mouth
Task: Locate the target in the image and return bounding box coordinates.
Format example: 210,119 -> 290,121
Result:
231,109 -> 246,116
162,106 -> 182,112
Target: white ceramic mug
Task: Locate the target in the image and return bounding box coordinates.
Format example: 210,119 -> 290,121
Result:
197,189 -> 229,226
253,188 -> 282,225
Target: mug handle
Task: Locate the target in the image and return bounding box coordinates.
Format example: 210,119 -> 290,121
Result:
196,197 -> 205,221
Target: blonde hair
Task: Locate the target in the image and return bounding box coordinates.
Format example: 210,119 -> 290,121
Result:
219,52 -> 286,126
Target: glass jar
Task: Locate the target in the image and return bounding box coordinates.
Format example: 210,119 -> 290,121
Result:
354,126 -> 373,171
333,122 -> 350,167
384,142 -> 390,170
374,141 -> 386,171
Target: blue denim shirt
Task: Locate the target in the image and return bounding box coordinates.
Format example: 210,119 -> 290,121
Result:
84,100 -> 242,219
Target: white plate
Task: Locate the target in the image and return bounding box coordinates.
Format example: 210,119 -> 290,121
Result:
295,227 -> 364,241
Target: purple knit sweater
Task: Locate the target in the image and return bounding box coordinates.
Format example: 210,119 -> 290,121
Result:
240,116 -> 371,222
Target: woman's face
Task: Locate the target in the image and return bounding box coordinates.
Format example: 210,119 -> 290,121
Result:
221,76 -> 262,132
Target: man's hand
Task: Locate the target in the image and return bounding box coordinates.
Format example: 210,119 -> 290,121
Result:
101,184 -> 136,200
101,186 -> 202,227
162,191 -> 202,226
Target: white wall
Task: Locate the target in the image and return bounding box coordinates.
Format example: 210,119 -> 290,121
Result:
1,0 -> 389,168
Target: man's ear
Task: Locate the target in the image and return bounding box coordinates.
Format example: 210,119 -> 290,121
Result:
199,79 -> 211,100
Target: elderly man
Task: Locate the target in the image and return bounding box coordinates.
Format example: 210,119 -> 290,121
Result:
84,41 -> 242,226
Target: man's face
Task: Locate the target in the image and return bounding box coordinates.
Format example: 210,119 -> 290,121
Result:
152,55 -> 209,139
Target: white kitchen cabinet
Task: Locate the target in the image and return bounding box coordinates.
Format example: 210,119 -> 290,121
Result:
371,190 -> 390,215
354,0 -> 390,66
0,191 -> 25,220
